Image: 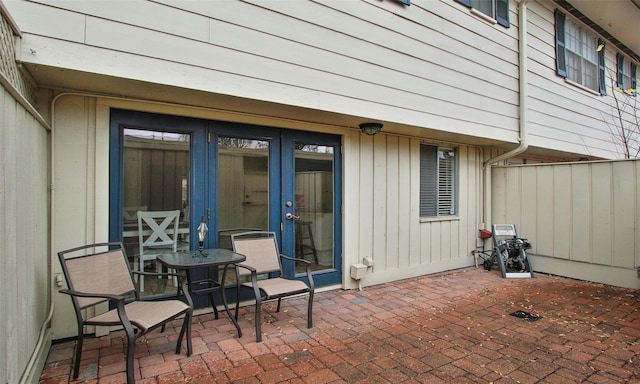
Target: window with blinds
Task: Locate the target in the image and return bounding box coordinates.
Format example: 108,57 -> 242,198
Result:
554,9 -> 606,95
420,145 -> 457,217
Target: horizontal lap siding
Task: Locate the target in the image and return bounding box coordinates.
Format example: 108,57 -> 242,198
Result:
9,0 -> 520,138
526,1 -> 625,159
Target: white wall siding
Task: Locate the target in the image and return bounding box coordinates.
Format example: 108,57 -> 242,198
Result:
7,0 -> 521,142
492,160 -> 640,288
4,0 -> 637,163
525,1 -> 633,159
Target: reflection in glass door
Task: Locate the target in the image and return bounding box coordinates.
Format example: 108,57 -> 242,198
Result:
292,144 -> 334,273
217,136 -> 270,249
121,129 -> 191,296
215,129 -> 342,286
282,131 -> 342,286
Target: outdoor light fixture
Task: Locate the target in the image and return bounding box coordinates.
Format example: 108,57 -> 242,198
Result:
197,216 -> 208,256
359,122 -> 383,136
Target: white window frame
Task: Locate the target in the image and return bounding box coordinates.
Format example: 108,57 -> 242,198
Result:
456,0 -> 509,28
554,9 -> 606,95
471,0 -> 495,20
565,18 -> 599,92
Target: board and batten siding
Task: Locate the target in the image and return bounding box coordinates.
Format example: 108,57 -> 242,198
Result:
7,0 -> 521,143
0,84 -> 50,384
492,160 -> 640,289
344,129 -> 482,286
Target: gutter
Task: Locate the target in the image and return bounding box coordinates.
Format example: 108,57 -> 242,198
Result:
482,0 -> 531,230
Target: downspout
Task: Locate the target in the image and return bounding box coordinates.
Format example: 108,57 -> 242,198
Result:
482,0 -> 531,230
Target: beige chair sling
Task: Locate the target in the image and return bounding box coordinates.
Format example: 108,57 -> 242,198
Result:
57,242 -> 192,384
231,231 -> 314,342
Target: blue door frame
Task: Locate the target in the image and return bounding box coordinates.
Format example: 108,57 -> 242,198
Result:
280,130 -> 343,287
109,109 -> 342,307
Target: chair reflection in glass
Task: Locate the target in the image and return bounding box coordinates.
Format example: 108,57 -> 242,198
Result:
231,231 -> 314,342
123,205 -> 147,222
137,210 -> 180,292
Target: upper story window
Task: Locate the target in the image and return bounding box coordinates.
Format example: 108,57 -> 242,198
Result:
456,0 -> 510,28
554,9 -> 606,95
616,54 -> 637,95
420,145 -> 457,218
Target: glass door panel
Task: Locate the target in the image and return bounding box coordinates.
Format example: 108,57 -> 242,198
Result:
217,136 -> 270,250
294,144 -> 334,273
281,131 -> 342,286
121,129 -> 191,296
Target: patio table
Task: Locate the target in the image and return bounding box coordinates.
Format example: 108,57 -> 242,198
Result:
157,249 -> 246,337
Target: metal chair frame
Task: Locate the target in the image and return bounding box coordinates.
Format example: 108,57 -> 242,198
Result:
57,242 -> 193,384
231,231 -> 314,342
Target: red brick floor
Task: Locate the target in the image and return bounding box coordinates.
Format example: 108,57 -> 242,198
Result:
40,268 -> 640,383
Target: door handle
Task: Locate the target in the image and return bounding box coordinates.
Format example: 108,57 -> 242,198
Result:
285,213 -> 300,220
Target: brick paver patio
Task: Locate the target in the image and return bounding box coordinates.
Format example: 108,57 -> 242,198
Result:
40,267 -> 640,383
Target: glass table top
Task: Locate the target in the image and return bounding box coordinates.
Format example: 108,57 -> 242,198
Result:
157,249 -> 245,269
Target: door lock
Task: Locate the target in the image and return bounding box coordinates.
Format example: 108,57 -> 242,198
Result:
285,213 -> 300,220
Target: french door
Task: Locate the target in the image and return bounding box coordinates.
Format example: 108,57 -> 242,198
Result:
109,110 -> 342,300
213,124 -> 342,287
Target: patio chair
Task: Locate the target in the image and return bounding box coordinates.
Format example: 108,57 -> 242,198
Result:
231,231 -> 315,342
57,242 -> 193,384
137,210 -> 180,291
123,205 -> 147,222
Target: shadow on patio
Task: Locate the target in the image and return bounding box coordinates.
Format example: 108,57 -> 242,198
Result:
40,268 -> 640,383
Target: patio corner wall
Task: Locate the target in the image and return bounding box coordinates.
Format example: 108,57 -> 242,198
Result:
492,160 -> 640,289
0,7 -> 52,384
